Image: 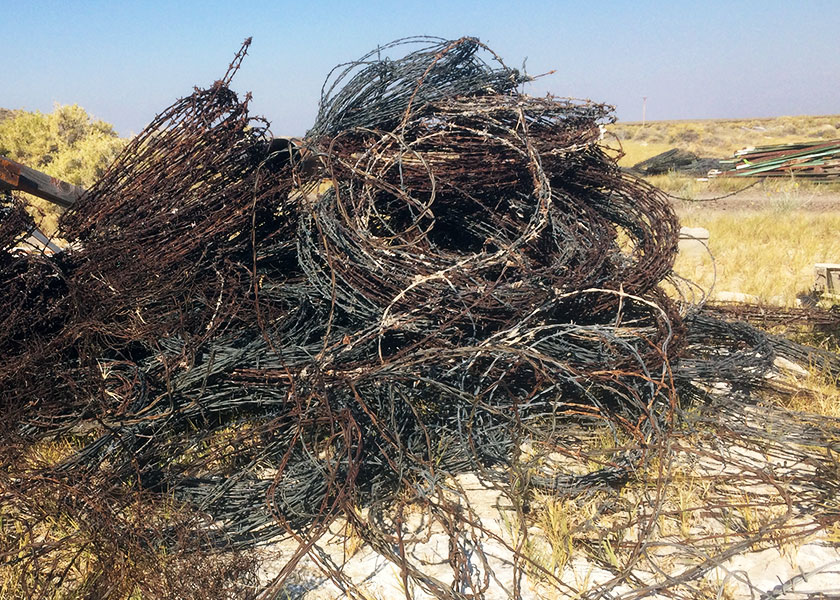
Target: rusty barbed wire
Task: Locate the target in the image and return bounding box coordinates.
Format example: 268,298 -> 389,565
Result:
1,37 -> 839,600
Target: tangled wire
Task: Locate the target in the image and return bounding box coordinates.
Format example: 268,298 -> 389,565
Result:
2,37 -> 839,600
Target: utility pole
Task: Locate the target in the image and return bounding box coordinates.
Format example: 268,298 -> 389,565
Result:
642,96 -> 647,126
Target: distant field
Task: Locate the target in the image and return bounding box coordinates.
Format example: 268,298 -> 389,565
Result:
605,116 -> 840,306
673,202 -> 840,306
607,114 -> 840,167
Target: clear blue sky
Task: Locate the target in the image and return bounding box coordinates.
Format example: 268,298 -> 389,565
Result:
5,0 -> 839,137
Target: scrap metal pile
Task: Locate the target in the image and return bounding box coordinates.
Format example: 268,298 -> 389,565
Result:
2,38 -> 840,599
628,148 -> 721,177
714,139 -> 840,179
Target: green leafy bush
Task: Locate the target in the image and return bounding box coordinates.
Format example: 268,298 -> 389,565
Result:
0,105 -> 127,233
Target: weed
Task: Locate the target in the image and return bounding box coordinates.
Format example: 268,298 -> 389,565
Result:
534,499 -> 576,574
646,172 -> 702,198
342,520 -> 366,558
773,364 -> 840,418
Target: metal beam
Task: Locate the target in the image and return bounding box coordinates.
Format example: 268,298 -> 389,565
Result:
0,155 -> 86,208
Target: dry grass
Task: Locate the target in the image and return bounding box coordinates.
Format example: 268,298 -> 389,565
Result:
673,204 -> 840,306
646,172 -> 840,198
609,114 -> 840,167
604,115 -> 840,198
670,182 -> 840,417
607,140 -> 674,169
647,172 -> 769,197
775,364 -> 840,418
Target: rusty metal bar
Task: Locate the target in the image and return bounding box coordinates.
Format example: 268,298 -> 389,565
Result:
0,155 -> 86,208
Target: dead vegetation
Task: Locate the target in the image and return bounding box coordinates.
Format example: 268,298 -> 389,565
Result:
610,114 -> 840,166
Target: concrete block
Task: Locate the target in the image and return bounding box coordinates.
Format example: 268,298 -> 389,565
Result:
814,263 -> 840,296
678,226 -> 710,256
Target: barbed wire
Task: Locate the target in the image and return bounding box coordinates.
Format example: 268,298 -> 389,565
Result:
1,37 -> 839,599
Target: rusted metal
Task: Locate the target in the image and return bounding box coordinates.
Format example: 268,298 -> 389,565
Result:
714,139 -> 840,179
2,36 -> 840,600
0,156 -> 21,189
0,155 -> 86,207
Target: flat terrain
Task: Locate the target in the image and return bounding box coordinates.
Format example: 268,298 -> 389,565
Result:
669,185 -> 840,305
609,113 -> 840,166
671,187 -> 840,212
602,114 -> 840,305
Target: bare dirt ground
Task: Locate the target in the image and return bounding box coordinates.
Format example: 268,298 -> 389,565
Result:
671,188 -> 840,212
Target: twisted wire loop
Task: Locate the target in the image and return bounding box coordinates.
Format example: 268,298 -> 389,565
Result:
1,37 -> 839,599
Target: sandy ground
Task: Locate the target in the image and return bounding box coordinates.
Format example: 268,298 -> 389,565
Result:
255,474 -> 840,600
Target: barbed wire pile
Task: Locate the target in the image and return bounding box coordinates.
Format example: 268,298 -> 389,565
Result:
1,37 -> 839,599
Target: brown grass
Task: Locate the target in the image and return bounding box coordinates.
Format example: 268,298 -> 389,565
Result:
608,114 -> 840,167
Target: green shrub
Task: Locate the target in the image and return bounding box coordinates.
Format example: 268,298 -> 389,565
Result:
0,104 -> 126,186
0,104 -> 127,234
